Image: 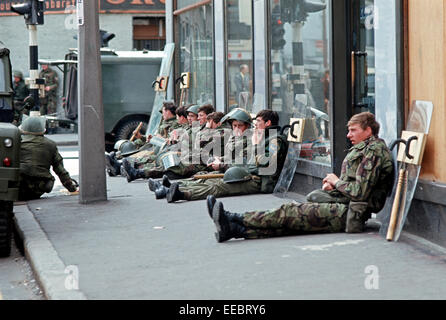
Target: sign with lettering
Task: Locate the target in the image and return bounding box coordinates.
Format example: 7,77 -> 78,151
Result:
0,0 -> 165,15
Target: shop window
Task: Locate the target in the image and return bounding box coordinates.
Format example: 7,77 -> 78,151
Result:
226,0 -> 253,112
269,0 -> 331,164
133,17 -> 166,51
177,1 -> 214,106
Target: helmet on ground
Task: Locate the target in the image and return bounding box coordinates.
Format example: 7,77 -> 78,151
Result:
223,166 -> 251,183
119,141 -> 139,156
114,139 -> 128,151
19,115 -> 46,135
187,104 -> 200,115
221,108 -> 252,126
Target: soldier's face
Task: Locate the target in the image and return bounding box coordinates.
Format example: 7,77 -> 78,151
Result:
232,120 -> 248,136
198,111 -> 207,125
255,117 -> 271,130
347,124 -> 372,145
187,112 -> 198,124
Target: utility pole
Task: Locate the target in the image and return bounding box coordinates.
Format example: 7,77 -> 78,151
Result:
77,0 -> 107,203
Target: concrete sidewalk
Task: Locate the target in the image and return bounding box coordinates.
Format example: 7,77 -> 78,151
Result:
13,174 -> 446,300
12,133 -> 446,300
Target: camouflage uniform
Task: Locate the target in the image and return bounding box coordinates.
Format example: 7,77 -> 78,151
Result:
240,135 -> 394,238
12,72 -> 30,123
176,126 -> 288,200
124,116 -> 180,162
19,134 -> 76,200
39,66 -> 59,115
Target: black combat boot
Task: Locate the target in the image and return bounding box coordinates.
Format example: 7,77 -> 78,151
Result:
121,159 -> 145,183
154,186 -> 169,199
206,195 -> 217,219
148,178 -> 162,192
162,175 -> 171,188
212,201 -> 246,243
166,183 -> 186,203
105,153 -> 122,177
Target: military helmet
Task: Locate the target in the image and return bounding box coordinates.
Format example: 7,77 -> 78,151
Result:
221,108 -> 253,126
119,141 -> 139,156
19,115 -> 46,135
223,166 -> 251,183
13,70 -> 23,79
114,139 -> 128,151
187,104 -> 200,115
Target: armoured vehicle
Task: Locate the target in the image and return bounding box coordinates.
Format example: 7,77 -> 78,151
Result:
0,43 -> 20,257
42,46 -> 164,151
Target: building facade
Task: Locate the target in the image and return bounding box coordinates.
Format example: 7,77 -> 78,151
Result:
165,0 -> 446,247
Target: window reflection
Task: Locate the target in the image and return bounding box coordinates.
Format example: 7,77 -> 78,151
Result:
226,0 -> 253,112
178,1 -> 214,105
269,0 -> 331,164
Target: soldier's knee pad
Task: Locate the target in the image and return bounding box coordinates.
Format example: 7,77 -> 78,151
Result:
345,201 -> 369,233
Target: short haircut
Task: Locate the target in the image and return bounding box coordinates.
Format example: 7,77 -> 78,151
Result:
176,106 -> 188,118
162,101 -> 177,115
256,110 -> 279,126
207,112 -> 225,123
198,103 -> 215,115
348,112 -> 380,136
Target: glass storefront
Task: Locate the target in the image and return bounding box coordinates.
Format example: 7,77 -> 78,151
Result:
268,0 -> 331,164
226,0 -> 253,111
170,0 -> 401,173
177,1 -> 214,106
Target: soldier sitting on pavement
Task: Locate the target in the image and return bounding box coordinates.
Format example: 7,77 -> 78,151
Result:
18,114 -> 78,201
120,104 -> 217,182
206,112 -> 395,242
105,101 -> 181,176
152,109 -> 288,203
148,111 -> 226,198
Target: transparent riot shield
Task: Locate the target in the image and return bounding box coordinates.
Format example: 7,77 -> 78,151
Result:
378,100 -> 433,241
146,43 -> 175,136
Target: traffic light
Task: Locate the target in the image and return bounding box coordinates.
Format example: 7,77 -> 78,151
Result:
271,6 -> 286,50
11,0 -> 44,25
281,0 -> 326,23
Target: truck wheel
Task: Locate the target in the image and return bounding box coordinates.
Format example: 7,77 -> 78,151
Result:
0,201 -> 13,258
115,119 -> 148,141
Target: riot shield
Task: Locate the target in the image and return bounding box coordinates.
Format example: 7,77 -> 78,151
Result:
378,100 -> 433,241
146,43 -> 175,136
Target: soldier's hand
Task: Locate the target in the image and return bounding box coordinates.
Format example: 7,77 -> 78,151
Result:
323,173 -> 339,188
132,130 -> 143,140
322,182 -> 334,191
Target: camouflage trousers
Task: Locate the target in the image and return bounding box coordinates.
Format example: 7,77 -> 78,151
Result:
40,94 -> 57,115
138,161 -> 208,179
179,176 -> 261,201
18,174 -> 54,201
242,201 -> 349,239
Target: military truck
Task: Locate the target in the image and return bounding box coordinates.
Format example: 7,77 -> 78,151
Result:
0,43 -> 20,257
41,47 -> 163,151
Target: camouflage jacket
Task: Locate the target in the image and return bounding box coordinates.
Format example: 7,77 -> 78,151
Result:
39,68 -> 59,92
333,135 -> 394,212
247,126 -> 288,193
20,134 -> 73,185
156,116 -> 180,138
13,80 -> 29,102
